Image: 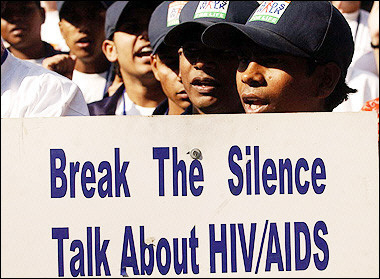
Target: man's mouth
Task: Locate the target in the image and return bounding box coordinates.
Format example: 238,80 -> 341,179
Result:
241,95 -> 269,113
136,46 -> 153,57
76,37 -> 92,48
191,78 -> 220,94
11,27 -> 26,35
176,90 -> 189,99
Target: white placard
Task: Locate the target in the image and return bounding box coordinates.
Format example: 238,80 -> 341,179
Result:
1,113 -> 379,278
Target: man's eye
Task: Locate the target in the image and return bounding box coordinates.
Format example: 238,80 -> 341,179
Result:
118,24 -> 143,35
183,42 -> 204,52
184,46 -> 202,53
237,56 -> 250,71
182,47 -> 203,59
259,57 -> 281,66
238,55 -> 250,64
221,49 -> 236,57
161,57 -> 179,68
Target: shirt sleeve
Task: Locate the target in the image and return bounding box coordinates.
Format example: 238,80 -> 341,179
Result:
26,72 -> 90,117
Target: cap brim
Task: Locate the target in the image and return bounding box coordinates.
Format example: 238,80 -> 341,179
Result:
58,1 -> 110,13
202,22 -> 311,59
151,34 -> 166,55
105,1 -> 132,39
164,21 -> 213,47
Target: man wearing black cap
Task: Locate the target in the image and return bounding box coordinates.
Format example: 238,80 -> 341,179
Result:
88,1 -> 165,116
202,1 -> 357,113
164,1 -> 260,115
149,1 -> 191,115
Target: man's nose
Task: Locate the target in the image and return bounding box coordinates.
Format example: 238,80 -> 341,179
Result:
139,29 -> 149,41
192,50 -> 218,71
240,61 -> 266,87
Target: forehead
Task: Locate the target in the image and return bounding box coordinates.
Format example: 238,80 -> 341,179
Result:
118,7 -> 154,24
156,44 -> 179,57
2,1 -> 39,12
60,2 -> 106,19
236,38 -> 284,56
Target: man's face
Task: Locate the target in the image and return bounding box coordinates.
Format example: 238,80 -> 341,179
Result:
1,1 -> 44,49
236,44 -> 322,113
59,3 -> 106,62
178,37 -> 244,114
112,8 -> 154,80
152,45 -> 190,110
331,1 -> 361,14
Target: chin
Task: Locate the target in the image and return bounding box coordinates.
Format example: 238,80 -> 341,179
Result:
139,71 -> 159,84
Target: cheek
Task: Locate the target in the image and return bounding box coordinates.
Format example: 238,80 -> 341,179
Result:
30,13 -> 43,29
114,40 -> 133,62
179,55 -> 192,85
94,28 -> 105,44
271,74 -> 310,108
266,69 -> 292,89
60,26 -> 75,44
218,56 -> 238,75
156,66 -> 181,94
235,71 -> 246,95
158,67 -> 177,84
1,19 -> 10,35
115,34 -> 136,58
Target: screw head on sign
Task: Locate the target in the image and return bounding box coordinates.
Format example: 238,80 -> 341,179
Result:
188,148 -> 202,160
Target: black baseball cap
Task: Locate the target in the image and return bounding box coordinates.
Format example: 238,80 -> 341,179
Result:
57,1 -> 114,20
148,1 -> 189,55
105,1 -> 162,40
202,1 -> 354,78
164,1 -> 260,47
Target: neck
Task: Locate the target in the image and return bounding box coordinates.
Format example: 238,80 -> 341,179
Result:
342,9 -> 360,21
193,103 -> 245,114
167,99 -> 186,115
9,41 -> 46,60
121,72 -> 166,108
193,106 -> 202,114
1,40 -> 5,57
74,53 -> 110,74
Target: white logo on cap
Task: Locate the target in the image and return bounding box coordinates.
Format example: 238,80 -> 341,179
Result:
167,1 -> 188,27
194,1 -> 230,20
249,1 -> 291,24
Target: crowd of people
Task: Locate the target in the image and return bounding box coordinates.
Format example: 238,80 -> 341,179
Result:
1,1 -> 379,119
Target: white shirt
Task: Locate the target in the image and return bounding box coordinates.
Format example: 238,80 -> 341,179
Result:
72,69 -> 108,104
40,10 -> 70,52
1,51 -> 89,118
344,9 -> 378,76
335,9 -> 379,112
25,57 -> 45,66
115,91 -> 156,116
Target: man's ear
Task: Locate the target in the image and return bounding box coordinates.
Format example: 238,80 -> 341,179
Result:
58,20 -> 64,36
177,48 -> 183,83
102,40 -> 118,62
39,7 -> 46,24
314,62 -> 341,99
150,54 -> 161,82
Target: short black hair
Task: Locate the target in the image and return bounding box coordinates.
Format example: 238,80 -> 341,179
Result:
1,1 -> 41,14
306,60 -> 357,111
324,77 -> 357,112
